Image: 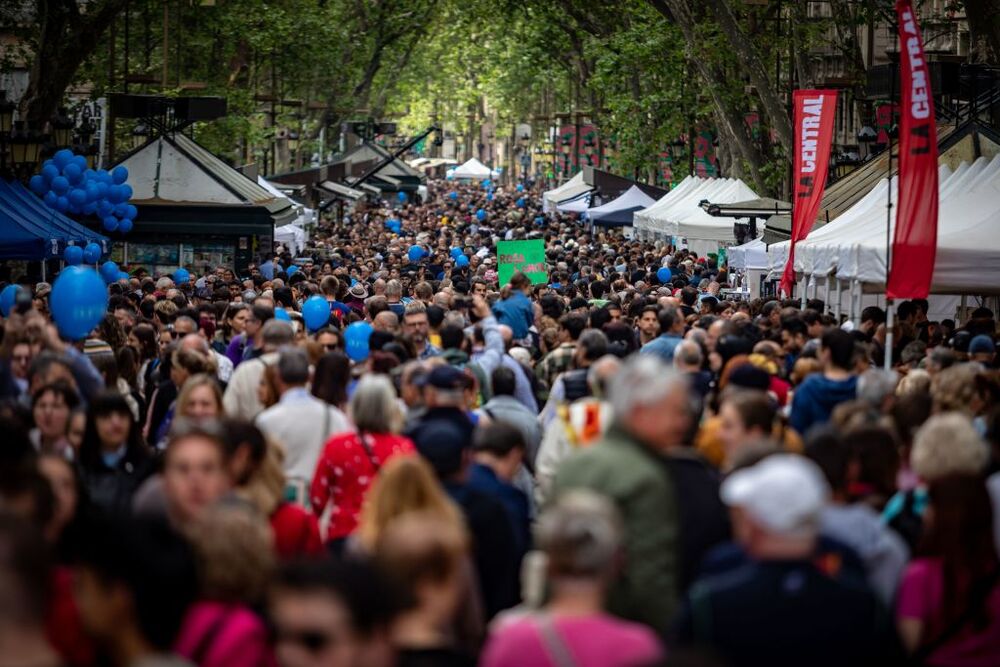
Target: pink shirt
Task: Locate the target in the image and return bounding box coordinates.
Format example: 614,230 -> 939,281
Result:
175,601 -> 275,667
480,613 -> 663,667
897,558 -> 1000,667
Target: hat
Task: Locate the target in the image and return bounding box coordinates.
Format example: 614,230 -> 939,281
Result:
969,335 -> 996,356
418,365 -> 467,391
721,454 -> 829,535
348,283 -> 369,300
34,282 -> 51,299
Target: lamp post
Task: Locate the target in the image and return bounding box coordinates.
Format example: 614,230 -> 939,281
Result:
287,130 -> 300,170
9,121 -> 47,179
50,108 -> 75,149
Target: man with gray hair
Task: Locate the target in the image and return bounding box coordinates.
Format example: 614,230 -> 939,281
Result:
674,340 -> 711,400
857,368 -> 899,412
223,319 -> 294,420
552,354 -> 689,629
256,347 -> 350,491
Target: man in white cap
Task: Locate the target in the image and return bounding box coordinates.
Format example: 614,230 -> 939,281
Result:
674,454 -> 898,665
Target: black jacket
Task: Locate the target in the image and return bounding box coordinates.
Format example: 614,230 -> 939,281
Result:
80,443 -> 155,516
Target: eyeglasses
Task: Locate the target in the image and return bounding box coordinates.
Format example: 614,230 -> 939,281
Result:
275,628 -> 338,654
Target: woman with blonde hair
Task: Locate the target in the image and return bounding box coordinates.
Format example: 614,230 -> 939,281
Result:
176,374 -> 224,421
311,374 -> 415,549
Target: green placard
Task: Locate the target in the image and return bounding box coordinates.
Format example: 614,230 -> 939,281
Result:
497,239 -> 548,286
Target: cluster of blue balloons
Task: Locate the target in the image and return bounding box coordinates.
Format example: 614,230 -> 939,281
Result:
50,266 -> 108,340
657,267 -> 673,283
344,321 -> 373,362
30,151 -> 137,233
62,241 -> 104,266
476,209 -> 487,222
384,218 -> 402,234
302,295 -> 330,332
450,247 -> 464,260
408,245 -> 427,263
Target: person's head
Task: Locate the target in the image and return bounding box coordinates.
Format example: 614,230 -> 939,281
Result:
859,306 -> 886,334
270,558 -> 398,667
672,340 -> 703,372
780,317 -> 808,355
402,302 -> 429,346
587,355 -> 621,399
472,420 -> 524,481
170,347 -> 214,388
558,312 -> 588,343
75,515 -> 197,654
176,374 -> 224,421
721,454 -> 830,559
856,369 -> 899,412
223,303 -> 250,339
931,363 -> 981,415
312,351 -> 352,408
574,329 -> 608,368
246,304 -> 275,341
509,271 -> 531,294
350,374 -> 403,435
536,491 -> 623,589
37,452 -> 80,544
820,328 -> 855,372
173,315 -> 198,338
162,419 -> 232,526
27,352 -> 75,398
718,390 -> 777,463
357,456 -> 463,554
490,365 -> 517,398
372,311 -> 399,334
911,412 -> 989,482
969,335 -> 996,364
261,319 -> 295,353
637,306 -> 660,339
657,306 -> 683,336
31,381 -> 79,447
186,502 -> 274,605
276,347 -> 311,395
80,392 -> 140,462
609,355 -> 690,451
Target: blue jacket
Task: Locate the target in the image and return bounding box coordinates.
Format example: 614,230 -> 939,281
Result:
492,291 -> 534,339
640,333 -> 684,363
789,374 -> 858,435
468,463 -> 531,559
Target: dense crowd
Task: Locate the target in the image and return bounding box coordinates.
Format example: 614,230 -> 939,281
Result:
1,179 -> 1000,667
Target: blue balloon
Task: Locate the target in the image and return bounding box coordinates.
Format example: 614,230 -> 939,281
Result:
95,169 -> 111,184
69,189 -> 88,207
486,193 -> 493,202
274,307 -> 292,322
657,267 -> 672,283
51,176 -> 69,195
516,197 -> 525,208
450,247 -> 463,259
53,149 -> 74,169
113,203 -> 128,218
302,295 -> 329,332
106,185 -> 123,204
397,191 -> 407,203
97,200 -> 114,218
55,196 -> 70,213
120,184 -> 133,201
83,168 -> 96,182
448,191 -> 458,201
408,245 -> 424,263
43,191 -> 58,209
482,179 -> 491,188
41,164 -> 60,183
102,216 -> 118,232
82,202 -> 97,216
63,162 -> 83,184
0,285 -> 20,317
287,264 -> 299,275
50,266 -> 108,340
118,271 -> 130,282
516,183 -> 524,192
83,243 -> 102,264
29,175 -> 47,195
344,321 -> 373,362
63,245 -> 83,266
124,204 -> 138,220
73,155 -> 87,171
85,182 -> 100,202
118,218 -> 133,234
111,166 -> 129,184
455,255 -> 470,268
476,209 -> 487,222
96,182 -> 109,199
174,268 -> 190,285
100,261 -> 119,282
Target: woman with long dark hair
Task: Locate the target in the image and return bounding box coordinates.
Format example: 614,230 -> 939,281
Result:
128,322 -> 160,401
311,351 -> 352,410
897,473 -> 1000,664
78,392 -> 154,515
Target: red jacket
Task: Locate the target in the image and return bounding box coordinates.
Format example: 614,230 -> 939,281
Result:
270,503 -> 324,559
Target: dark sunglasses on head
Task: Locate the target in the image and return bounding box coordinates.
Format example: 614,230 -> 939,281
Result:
275,628 -> 337,653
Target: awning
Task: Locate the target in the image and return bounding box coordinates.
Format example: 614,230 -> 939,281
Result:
0,180 -> 110,260
703,197 -> 791,219
317,180 -> 366,201
586,185 -> 657,227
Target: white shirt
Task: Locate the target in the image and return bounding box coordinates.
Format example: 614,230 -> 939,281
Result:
256,387 -> 352,484
223,353 -> 277,421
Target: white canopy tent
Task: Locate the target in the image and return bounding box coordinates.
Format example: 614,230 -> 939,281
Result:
258,176 -> 315,230
727,238 -> 769,270
451,158 -> 499,180
275,223 -> 306,254
585,185 -> 658,227
543,172 -> 592,212
634,177 -> 758,243
556,189 -> 591,213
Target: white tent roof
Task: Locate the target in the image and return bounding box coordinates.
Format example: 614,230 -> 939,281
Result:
769,155 -> 1000,294
258,175 -> 314,230
557,189 -> 591,213
728,238 -> 769,270
451,158 -> 498,180
586,185 -> 657,225
543,172 -> 592,212
275,224 -> 306,254
633,177 -> 759,242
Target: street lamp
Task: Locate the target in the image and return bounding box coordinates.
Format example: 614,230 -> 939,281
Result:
50,107 -> 74,149
9,121 -> 46,172
0,92 -> 14,135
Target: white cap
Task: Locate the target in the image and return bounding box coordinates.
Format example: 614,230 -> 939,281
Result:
720,454 -> 829,535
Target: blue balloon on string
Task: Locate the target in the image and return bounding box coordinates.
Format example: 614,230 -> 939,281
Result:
476,209 -> 486,222
486,192 -> 493,202
100,261 -> 119,283
94,169 -> 111,184
124,204 -> 138,220
83,243 -> 102,264
482,179 -> 491,188
516,183 -> 524,192
408,245 -> 424,263
174,268 -> 190,285
53,149 -> 74,170
455,255 -> 470,268
657,267 -> 672,283
29,175 -> 46,195
274,307 -> 291,322
82,202 -> 97,216
448,191 -> 458,201
95,182 -> 109,199
0,284 -> 20,317
450,247 -> 463,259
63,245 -> 83,266
397,191 -> 407,203
302,295 -> 330,332
118,218 -> 133,234
118,271 -> 130,282
97,200 -> 114,218
344,321 -> 373,362
287,265 -> 299,275
111,166 -> 129,184
50,266 -> 108,340
120,184 -> 133,201
85,182 -> 100,202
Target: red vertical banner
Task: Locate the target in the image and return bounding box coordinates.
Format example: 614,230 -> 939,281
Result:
780,90 -> 838,297
887,0 -> 939,299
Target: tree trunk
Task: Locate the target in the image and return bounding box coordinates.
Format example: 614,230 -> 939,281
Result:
21,0 -> 130,128
964,0 -> 1000,64
700,0 -> 793,156
649,0 -> 770,194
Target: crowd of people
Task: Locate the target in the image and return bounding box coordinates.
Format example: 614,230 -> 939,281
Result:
1,178 -> 1000,667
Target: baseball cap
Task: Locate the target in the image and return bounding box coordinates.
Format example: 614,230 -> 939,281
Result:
417,365 -> 467,391
969,335 -> 996,355
721,454 -> 830,535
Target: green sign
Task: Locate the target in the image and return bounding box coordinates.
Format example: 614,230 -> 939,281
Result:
497,239 -> 548,286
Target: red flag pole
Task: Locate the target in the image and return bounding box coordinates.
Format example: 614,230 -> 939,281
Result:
884,42 -> 897,372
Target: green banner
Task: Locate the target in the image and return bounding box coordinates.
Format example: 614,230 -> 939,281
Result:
497,239 -> 548,286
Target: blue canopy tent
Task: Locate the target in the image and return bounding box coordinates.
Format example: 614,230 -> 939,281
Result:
585,185 -> 657,227
0,180 -> 109,260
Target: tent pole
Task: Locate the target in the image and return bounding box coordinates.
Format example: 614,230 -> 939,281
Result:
884,300 -> 895,371
960,294 -> 967,325
824,275 -> 831,311
834,278 -> 842,320
800,275 -> 807,308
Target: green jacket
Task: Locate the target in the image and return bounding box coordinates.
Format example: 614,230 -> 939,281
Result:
550,422 -> 679,633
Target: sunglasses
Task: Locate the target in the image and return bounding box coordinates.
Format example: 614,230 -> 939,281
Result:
275,628 -> 337,653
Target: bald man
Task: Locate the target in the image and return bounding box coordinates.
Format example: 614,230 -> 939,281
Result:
373,310 -> 400,334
